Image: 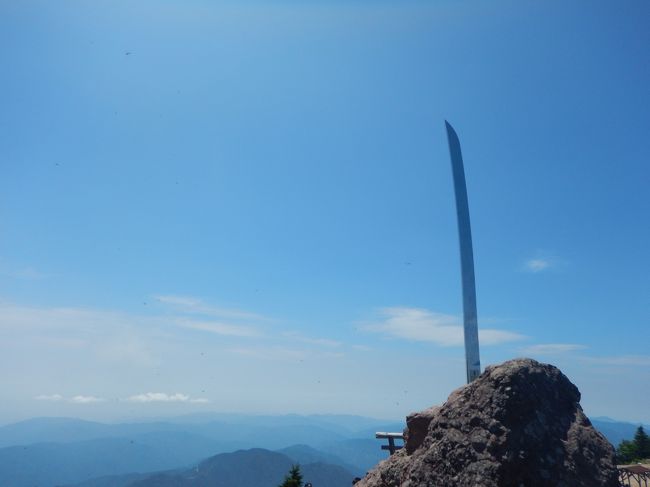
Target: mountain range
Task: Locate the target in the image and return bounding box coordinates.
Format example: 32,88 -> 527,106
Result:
0,414 -> 398,487
127,448 -> 354,487
0,413 -> 645,487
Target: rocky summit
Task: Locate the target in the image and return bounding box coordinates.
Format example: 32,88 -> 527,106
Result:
358,358 -> 618,487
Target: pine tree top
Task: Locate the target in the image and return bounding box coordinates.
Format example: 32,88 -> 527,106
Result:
278,464 -> 303,487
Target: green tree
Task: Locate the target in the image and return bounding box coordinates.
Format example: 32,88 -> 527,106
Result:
633,426 -> 650,459
617,426 -> 650,463
278,464 -> 303,487
617,439 -> 639,464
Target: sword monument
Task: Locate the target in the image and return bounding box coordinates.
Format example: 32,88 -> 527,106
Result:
445,121 -> 481,383
375,122 -> 483,455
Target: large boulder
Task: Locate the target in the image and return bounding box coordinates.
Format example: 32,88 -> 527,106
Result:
358,358 -> 618,487
404,406 -> 439,454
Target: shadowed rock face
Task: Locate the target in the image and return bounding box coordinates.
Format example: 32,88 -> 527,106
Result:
359,359 -> 619,487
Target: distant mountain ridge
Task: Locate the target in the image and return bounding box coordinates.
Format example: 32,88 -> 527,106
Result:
127,448 -> 354,487
1,413 -> 644,487
278,444 -> 359,474
0,414 -> 402,448
0,433 -> 227,487
590,418 -> 650,447
0,414 -> 394,487
69,449 -> 354,487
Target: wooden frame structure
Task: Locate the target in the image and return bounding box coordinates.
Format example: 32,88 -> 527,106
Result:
619,465 -> 650,487
375,432 -> 404,455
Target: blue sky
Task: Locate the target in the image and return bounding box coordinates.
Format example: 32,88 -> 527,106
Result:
1,0 -> 648,424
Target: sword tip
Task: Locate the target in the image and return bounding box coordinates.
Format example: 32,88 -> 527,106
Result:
444,120 -> 459,146
444,120 -> 457,137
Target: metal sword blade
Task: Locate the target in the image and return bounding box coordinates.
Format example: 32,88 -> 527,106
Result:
445,121 -> 481,383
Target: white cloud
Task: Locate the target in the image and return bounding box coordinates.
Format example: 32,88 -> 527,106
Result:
35,394 -> 63,401
154,295 -> 268,321
282,332 -> 341,347
36,394 -> 105,403
480,329 -> 525,345
524,259 -> 551,272
126,392 -> 209,403
0,302 -> 159,334
178,319 -> 260,337
228,347 -> 308,361
0,299 -> 265,369
0,302 -> 166,369
362,307 -> 523,346
70,395 -> 104,404
520,343 -> 587,355
154,295 -> 201,308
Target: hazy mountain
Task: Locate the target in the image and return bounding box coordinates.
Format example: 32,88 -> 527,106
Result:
0,432 -> 230,487
0,416 -> 355,450
63,472 -> 155,487
0,418 -> 189,448
0,418 -> 116,447
128,448 -> 354,487
320,438 -> 387,474
65,445 -> 359,487
0,414 -> 395,486
278,444 -> 360,475
66,444 -> 359,487
167,413 -> 393,434
298,462 -> 357,487
4,413 -> 648,487
591,418 -> 650,447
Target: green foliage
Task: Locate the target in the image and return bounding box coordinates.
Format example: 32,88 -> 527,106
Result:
634,426 -> 650,459
278,464 -> 303,487
617,426 -> 650,463
617,440 -> 639,464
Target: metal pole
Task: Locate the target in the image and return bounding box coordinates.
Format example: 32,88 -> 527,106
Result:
445,121 -> 481,383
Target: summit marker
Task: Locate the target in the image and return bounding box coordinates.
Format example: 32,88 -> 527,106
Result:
445,121 -> 481,383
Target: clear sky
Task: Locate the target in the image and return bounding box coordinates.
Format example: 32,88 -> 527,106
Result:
1,0 -> 648,425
